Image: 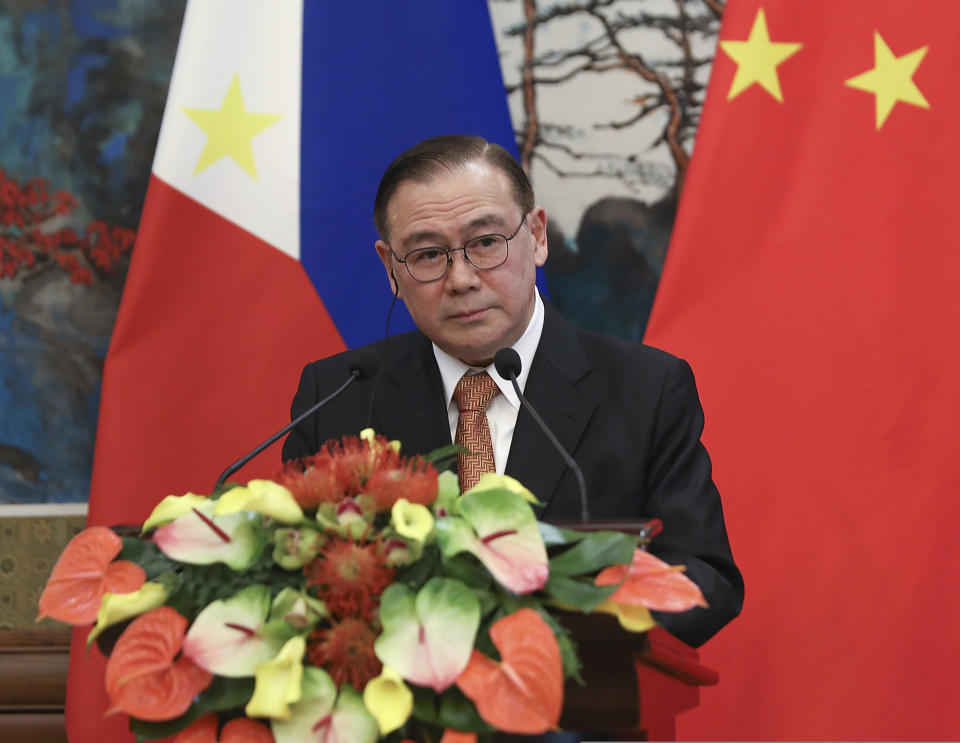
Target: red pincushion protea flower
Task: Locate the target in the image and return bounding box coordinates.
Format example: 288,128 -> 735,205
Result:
277,455 -> 342,509
304,536 -> 394,620
364,456 -> 439,511
327,434 -> 403,496
279,433 -> 409,509
306,617 -> 382,689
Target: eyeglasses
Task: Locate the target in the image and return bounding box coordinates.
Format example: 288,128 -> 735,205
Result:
389,215 -> 526,283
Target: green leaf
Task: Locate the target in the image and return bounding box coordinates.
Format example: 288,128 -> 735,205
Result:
157,550 -> 305,622
436,686 -> 495,734
197,675 -> 257,711
119,538 -> 179,581
544,573 -> 619,612
547,530 -> 639,576
440,552 -> 494,590
394,543 -> 442,590
555,624 -> 583,685
472,586 -> 499,619
410,685 -> 440,725
537,522 -> 588,547
422,443 -> 467,472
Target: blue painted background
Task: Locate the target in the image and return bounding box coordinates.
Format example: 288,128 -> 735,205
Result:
0,1 -> 186,504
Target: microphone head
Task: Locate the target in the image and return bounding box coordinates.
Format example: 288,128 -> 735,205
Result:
494,347 -> 522,380
349,348 -> 381,381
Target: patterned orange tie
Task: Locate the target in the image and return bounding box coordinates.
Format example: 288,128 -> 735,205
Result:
453,371 -> 500,492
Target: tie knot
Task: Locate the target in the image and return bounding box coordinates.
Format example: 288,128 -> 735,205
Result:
453,371 -> 499,413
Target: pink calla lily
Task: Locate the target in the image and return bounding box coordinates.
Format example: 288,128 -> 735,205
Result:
435,488 -> 547,594
152,502 -> 267,570
271,667 -> 378,743
374,578 -> 480,693
182,585 -> 296,677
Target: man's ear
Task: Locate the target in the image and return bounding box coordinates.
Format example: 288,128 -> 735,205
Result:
375,240 -> 400,297
529,206 -> 549,267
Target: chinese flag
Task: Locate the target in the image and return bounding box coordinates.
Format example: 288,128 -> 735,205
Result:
644,1 -> 960,739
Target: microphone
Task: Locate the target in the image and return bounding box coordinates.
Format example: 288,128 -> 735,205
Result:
493,348 -> 589,522
213,348 -> 381,490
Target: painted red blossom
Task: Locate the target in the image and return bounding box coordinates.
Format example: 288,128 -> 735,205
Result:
0,169 -> 134,285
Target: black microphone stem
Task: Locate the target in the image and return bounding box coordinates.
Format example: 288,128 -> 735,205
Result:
213,370 -> 361,491
502,368 -> 590,523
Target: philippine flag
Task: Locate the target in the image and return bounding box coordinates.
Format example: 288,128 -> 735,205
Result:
69,1 -> 516,739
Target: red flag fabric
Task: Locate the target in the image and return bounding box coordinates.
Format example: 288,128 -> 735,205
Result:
644,1 -> 960,739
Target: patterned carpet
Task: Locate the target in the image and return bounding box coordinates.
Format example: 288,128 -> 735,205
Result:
0,515 -> 86,630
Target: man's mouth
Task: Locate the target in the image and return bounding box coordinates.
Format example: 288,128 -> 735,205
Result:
451,308 -> 488,321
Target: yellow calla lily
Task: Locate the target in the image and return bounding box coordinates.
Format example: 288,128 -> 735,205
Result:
87,582 -> 170,645
363,665 -> 413,735
215,480 -> 304,524
246,635 -> 306,720
468,472 -> 541,505
594,599 -> 657,633
391,498 -> 434,542
360,427 -> 401,453
141,492 -> 209,532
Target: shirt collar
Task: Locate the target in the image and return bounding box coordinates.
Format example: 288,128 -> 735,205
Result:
433,291 -> 545,411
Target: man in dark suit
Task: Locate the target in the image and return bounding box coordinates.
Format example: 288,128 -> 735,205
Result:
282,135 -> 742,647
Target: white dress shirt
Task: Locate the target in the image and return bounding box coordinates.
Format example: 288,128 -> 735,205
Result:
433,292 -> 545,474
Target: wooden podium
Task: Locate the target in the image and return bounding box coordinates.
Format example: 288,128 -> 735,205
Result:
496,613 -> 717,742
0,629 -> 70,743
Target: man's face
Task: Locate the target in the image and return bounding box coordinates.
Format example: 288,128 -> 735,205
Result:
375,161 -> 548,366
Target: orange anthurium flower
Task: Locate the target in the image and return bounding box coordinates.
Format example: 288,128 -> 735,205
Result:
219,718 -> 274,743
105,606 -> 213,722
456,608 -> 562,735
595,548 -> 708,612
440,729 -> 478,743
37,526 -> 145,625
175,713 -> 275,743
174,713 -> 218,743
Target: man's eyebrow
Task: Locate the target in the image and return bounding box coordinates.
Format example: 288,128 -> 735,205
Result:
401,229 -> 446,248
402,215 -> 507,248
464,214 -> 507,232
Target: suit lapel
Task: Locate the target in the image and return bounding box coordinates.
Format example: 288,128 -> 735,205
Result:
371,332 -> 452,456
505,303 -> 596,512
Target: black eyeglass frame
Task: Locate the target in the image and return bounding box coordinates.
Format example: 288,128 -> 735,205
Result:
388,214 -> 527,283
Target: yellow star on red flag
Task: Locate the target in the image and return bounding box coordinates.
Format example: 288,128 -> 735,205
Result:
719,8 -> 802,102
845,32 -> 930,130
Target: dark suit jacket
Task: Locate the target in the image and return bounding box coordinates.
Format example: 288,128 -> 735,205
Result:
282,302 -> 743,647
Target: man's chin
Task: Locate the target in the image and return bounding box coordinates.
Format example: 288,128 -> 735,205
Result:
438,337 -> 498,368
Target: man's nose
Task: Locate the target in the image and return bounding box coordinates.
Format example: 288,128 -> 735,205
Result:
444,250 -> 480,287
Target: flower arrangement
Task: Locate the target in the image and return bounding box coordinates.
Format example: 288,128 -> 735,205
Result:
39,430 -> 706,742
